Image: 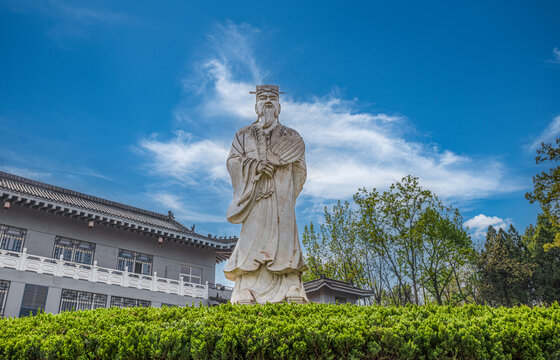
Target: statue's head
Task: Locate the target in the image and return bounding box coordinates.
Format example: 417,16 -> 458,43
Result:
252,85 -> 282,128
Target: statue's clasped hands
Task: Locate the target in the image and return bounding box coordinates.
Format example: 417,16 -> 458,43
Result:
257,160 -> 276,178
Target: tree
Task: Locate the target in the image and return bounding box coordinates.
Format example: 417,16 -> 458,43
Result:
355,175 -> 443,305
526,138 -> 560,249
303,175 -> 476,306
477,226 -> 532,306
523,214 -> 560,304
417,208 -> 476,305
302,201 -> 364,286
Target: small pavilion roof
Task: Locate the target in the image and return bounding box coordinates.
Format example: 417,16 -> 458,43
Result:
304,277 -> 374,298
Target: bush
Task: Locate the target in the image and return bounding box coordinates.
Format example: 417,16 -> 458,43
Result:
1,303 -> 559,359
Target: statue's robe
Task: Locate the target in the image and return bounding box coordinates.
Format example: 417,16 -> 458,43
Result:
224,121 -> 308,304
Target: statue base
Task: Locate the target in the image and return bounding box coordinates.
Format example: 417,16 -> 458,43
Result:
228,267 -> 309,304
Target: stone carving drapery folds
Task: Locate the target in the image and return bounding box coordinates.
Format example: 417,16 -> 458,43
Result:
224,122 -> 308,304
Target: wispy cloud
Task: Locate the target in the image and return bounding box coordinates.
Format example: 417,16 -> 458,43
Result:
71,168 -> 114,181
150,191 -> 226,223
0,148 -> 114,182
140,22 -> 523,205
0,166 -> 51,180
464,214 -> 512,240
7,0 -> 134,47
8,0 -> 129,23
546,47 -> 560,64
529,115 -> 560,150
281,97 -> 516,200
182,22 -> 265,96
139,131 -> 229,186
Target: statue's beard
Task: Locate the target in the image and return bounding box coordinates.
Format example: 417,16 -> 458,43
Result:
257,104 -> 278,128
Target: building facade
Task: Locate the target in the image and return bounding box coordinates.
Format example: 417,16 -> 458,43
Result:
0,171 -> 237,317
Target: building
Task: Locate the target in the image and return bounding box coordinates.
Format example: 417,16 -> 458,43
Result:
304,277 -> 373,304
0,171 -> 237,317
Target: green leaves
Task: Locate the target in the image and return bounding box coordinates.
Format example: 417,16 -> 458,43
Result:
526,138 -> 560,250
522,215 -> 560,305
1,304 -> 559,359
303,175 -> 476,306
478,226 -> 534,307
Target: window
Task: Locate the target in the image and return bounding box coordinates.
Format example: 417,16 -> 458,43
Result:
117,249 -> 153,275
59,289 -> 107,312
0,280 -> 9,317
53,236 -> 96,265
180,265 -> 202,284
0,224 -> 26,252
110,296 -> 150,308
19,284 -> 48,317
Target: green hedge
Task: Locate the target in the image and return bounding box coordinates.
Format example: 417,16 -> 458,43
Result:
1,303 -> 559,359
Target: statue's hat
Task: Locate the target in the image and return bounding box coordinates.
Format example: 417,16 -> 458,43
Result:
250,84 -> 285,96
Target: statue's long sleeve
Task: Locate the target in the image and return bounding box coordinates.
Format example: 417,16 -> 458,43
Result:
226,130 -> 260,224
292,157 -> 306,200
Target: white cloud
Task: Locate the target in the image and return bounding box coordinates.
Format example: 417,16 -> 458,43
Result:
150,191 -> 225,223
139,131 -> 229,185
0,166 -> 50,180
9,0 -> 129,24
0,158 -> 114,182
8,0 -> 135,48
546,47 -> 560,64
199,59 -> 256,120
530,115 -> 560,150
464,214 -> 512,239
140,22 -> 523,204
72,167 -> 114,181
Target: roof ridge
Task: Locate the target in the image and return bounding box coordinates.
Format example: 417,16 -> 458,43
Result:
303,277 -> 374,296
168,218 -> 191,232
0,170 -> 169,221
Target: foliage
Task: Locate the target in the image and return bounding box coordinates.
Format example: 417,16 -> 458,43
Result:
416,208 -> 476,305
1,304 -> 559,360
302,201 -> 363,286
477,226 -> 533,307
523,215 -> 560,305
526,138 -> 560,249
303,175 -> 476,306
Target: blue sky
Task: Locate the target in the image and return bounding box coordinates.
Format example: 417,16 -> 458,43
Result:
1,1 -> 559,284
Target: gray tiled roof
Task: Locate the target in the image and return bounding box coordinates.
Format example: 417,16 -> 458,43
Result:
0,171 -> 237,250
304,277 -> 374,297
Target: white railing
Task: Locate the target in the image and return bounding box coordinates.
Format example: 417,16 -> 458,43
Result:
0,248 -> 208,299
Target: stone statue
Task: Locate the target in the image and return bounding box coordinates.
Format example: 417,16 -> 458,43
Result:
224,84 -> 309,304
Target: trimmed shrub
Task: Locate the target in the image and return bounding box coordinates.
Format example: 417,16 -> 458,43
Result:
1,303 -> 559,359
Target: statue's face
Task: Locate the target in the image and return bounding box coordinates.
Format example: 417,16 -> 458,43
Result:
255,91 -> 280,124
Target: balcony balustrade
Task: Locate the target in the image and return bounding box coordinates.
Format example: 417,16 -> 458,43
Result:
0,248 -> 208,299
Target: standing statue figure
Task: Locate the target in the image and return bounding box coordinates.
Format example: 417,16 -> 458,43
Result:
224,85 -> 309,304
